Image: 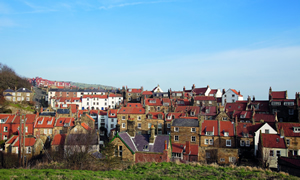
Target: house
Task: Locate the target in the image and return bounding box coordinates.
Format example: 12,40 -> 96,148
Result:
278,157 -> 300,177
165,112 -> 184,134
51,134 -> 66,152
107,109 -> 118,136
144,112 -> 165,135
117,107 -> 145,133
109,125 -> 171,163
152,85 -> 163,93
53,117 -> 75,135
258,133 -> 288,168
34,116 -> 55,138
253,123 -> 277,156
123,86 -> 143,102
222,89 -> 243,105
171,118 -> 199,145
277,122 -> 300,157
144,98 -> 169,113
3,87 -> 34,102
172,141 -> 199,162
5,135 -> 36,158
193,96 -> 217,107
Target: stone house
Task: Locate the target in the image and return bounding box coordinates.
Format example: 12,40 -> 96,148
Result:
143,112 -> 165,135
172,141 -> 199,162
277,122 -> 300,157
123,86 -> 143,103
34,116 -> 56,138
144,98 -> 168,113
165,112 -> 184,134
193,96 -> 217,107
117,107 -> 145,133
109,125 -> 171,163
3,87 -> 34,102
5,135 -> 36,158
51,134 -> 66,152
53,117 -> 75,136
171,118 -> 199,145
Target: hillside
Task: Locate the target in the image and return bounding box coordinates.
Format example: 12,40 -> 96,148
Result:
71,82 -> 116,90
0,162 -> 297,180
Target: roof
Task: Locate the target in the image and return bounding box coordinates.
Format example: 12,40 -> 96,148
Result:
34,117 -> 55,128
4,89 -> 14,92
55,117 -> 75,127
194,96 -> 216,101
147,112 -> 164,120
200,106 -> 217,116
172,118 -> 199,127
192,87 -> 207,95
4,93 -> 12,96
108,109 -> 118,118
142,91 -> 153,95
230,89 -> 243,97
13,137 -> 36,147
57,109 -> 70,114
66,133 -> 98,145
201,120 -> 218,135
209,89 -> 218,95
108,94 -> 122,97
261,134 -> 286,149
172,143 -> 198,156
118,132 -> 137,153
145,98 -> 163,106
119,107 -> 145,114
52,134 -> 66,145
236,123 -> 264,137
219,121 -> 235,136
6,135 -> 18,144
133,134 -> 170,153
127,103 -> 143,108
16,88 -> 32,93
279,157 -> 300,167
82,95 -> 108,99
165,113 -> 185,121
254,114 -> 275,123
81,122 -> 91,130
175,106 -> 200,115
127,89 -> 142,93
278,123 -> 300,137
271,91 -> 287,99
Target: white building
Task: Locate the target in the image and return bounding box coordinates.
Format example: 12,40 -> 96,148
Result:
254,123 -> 277,156
222,89 -> 243,105
82,94 -> 123,110
107,109 -> 118,136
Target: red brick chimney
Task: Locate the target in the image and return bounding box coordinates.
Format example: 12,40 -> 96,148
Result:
164,140 -> 167,150
185,141 -> 191,155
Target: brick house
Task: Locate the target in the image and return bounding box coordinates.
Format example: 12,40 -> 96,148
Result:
171,118 -> 199,145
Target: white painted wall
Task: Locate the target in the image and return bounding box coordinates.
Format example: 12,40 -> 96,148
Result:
254,123 -> 277,156
222,89 -> 243,105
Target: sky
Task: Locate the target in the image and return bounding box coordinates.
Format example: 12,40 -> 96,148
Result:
0,0 -> 299,100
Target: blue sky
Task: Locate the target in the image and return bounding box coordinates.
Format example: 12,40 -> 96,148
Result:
0,0 -> 299,99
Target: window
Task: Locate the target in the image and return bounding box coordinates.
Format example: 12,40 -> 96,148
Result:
111,124 -> 114,128
222,117 -> 227,120
289,109 -> 294,115
265,129 -> 269,134
122,116 -> 126,120
224,132 -> 229,137
270,150 -> 274,157
229,157 -> 236,163
191,136 -> 196,142
271,102 -> 281,106
138,123 -> 141,129
246,140 -> 250,147
206,131 -> 213,136
205,139 -> 209,144
191,128 -> 196,132
27,147 -> 31,153
128,97 -> 131,101
220,158 -> 225,162
119,146 -> 123,157
240,140 -> 245,146
44,129 -> 47,134
158,123 -> 162,129
148,123 -> 152,128
284,102 -> 294,106
276,150 -> 281,157
209,139 -> 213,145
226,140 -> 231,147
47,121 -> 51,125
25,127 -> 28,133
122,123 -> 125,128
293,127 -> 300,132
3,135 -> 7,140
137,116 -> 141,120
38,121 -> 42,125
3,127 -> 7,132
49,129 -> 52,134
111,119 -> 114,122
206,152 -> 210,158
174,135 -> 179,141
174,127 -> 179,132
167,123 -> 171,128
232,94 -> 235,97
286,139 -> 290,146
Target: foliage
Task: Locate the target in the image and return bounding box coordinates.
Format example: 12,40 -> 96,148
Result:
0,162 -> 298,179
70,82 -> 116,90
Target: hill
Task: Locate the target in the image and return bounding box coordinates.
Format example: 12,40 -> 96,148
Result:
71,82 -> 116,90
0,162 -> 297,179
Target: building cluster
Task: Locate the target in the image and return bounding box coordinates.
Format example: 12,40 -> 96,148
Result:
1,84 -> 300,169
3,87 -> 34,102
28,77 -> 71,88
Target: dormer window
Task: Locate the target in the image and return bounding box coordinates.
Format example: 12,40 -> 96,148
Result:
191,111 -> 195,116
150,100 -> 156,103
205,109 -> 210,113
38,121 -> 42,124
224,132 -> 229,137
293,127 -> 300,133
47,121 -> 51,125
111,113 -> 115,116
143,145 -> 149,151
206,131 -> 213,136
243,132 -> 249,137
168,116 -> 172,120
64,123 -> 70,127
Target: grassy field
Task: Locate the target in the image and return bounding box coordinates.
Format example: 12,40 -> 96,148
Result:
0,162 -> 298,180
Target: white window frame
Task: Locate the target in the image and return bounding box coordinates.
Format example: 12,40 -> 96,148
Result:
226,140 -> 231,147
224,132 -> 229,137
204,139 -> 209,144
122,123 -> 125,128
209,139 -> 213,145
122,116 -> 126,120
174,135 -> 179,141
3,127 -> 8,132
138,123 -> 141,129
246,140 -> 250,147
191,128 -> 196,132
44,129 -> 47,134
174,127 -> 179,132
240,140 -> 245,146
137,116 -> 141,120
191,136 -> 196,142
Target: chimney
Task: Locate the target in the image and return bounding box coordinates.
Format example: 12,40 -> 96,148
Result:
149,125 -> 155,144
253,96 -> 255,102
164,140 -> 168,150
15,86 -> 17,91
127,120 -> 136,137
185,141 -> 191,155
192,84 -> 195,90
40,106 -> 43,113
247,96 -> 251,104
222,89 -> 226,95
280,128 -> 285,138
183,86 -> 185,92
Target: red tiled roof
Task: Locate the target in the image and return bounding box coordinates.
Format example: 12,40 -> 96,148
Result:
55,117 -> 75,127
127,89 -> 142,93
119,107 -> 145,114
200,106 -> 217,116
34,117 -> 55,128
142,91 -> 153,95
219,121 -> 234,137
209,89 -> 218,95
145,98 -> 162,106
85,114 -> 95,122
176,99 -> 191,106
6,135 -> 18,144
231,89 -> 242,97
192,88 -> 207,95
271,91 -> 286,99
82,95 -> 108,99
261,134 -> 286,148
175,106 -> 200,115
278,123 -> 300,137
127,103 -> 143,108
147,112 -> 164,119
52,134 -> 66,145
166,113 -> 185,121
81,122 -> 90,130
279,157 -> 300,167
13,137 -> 36,147
194,96 -> 216,101
109,94 -> 122,97
254,114 -> 275,123
201,120 -> 218,135
172,143 -> 198,156
108,109 -> 118,118
236,123 -> 263,137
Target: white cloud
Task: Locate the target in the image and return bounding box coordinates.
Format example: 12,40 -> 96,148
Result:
98,0 -> 175,10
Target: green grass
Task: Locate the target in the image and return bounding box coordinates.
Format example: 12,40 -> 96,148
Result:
0,162 -> 298,180
8,103 -> 35,112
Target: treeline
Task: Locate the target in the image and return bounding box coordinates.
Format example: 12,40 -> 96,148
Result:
0,63 -> 31,94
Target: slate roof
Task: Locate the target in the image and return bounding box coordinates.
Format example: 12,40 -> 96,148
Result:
4,93 -> 12,96
40,112 -> 56,116
57,109 -> 70,114
4,89 -> 14,92
172,118 -> 199,127
16,88 -> 32,93
118,132 -> 137,152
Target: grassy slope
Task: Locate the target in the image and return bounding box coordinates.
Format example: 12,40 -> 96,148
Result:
70,82 -> 116,89
0,162 -> 298,180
